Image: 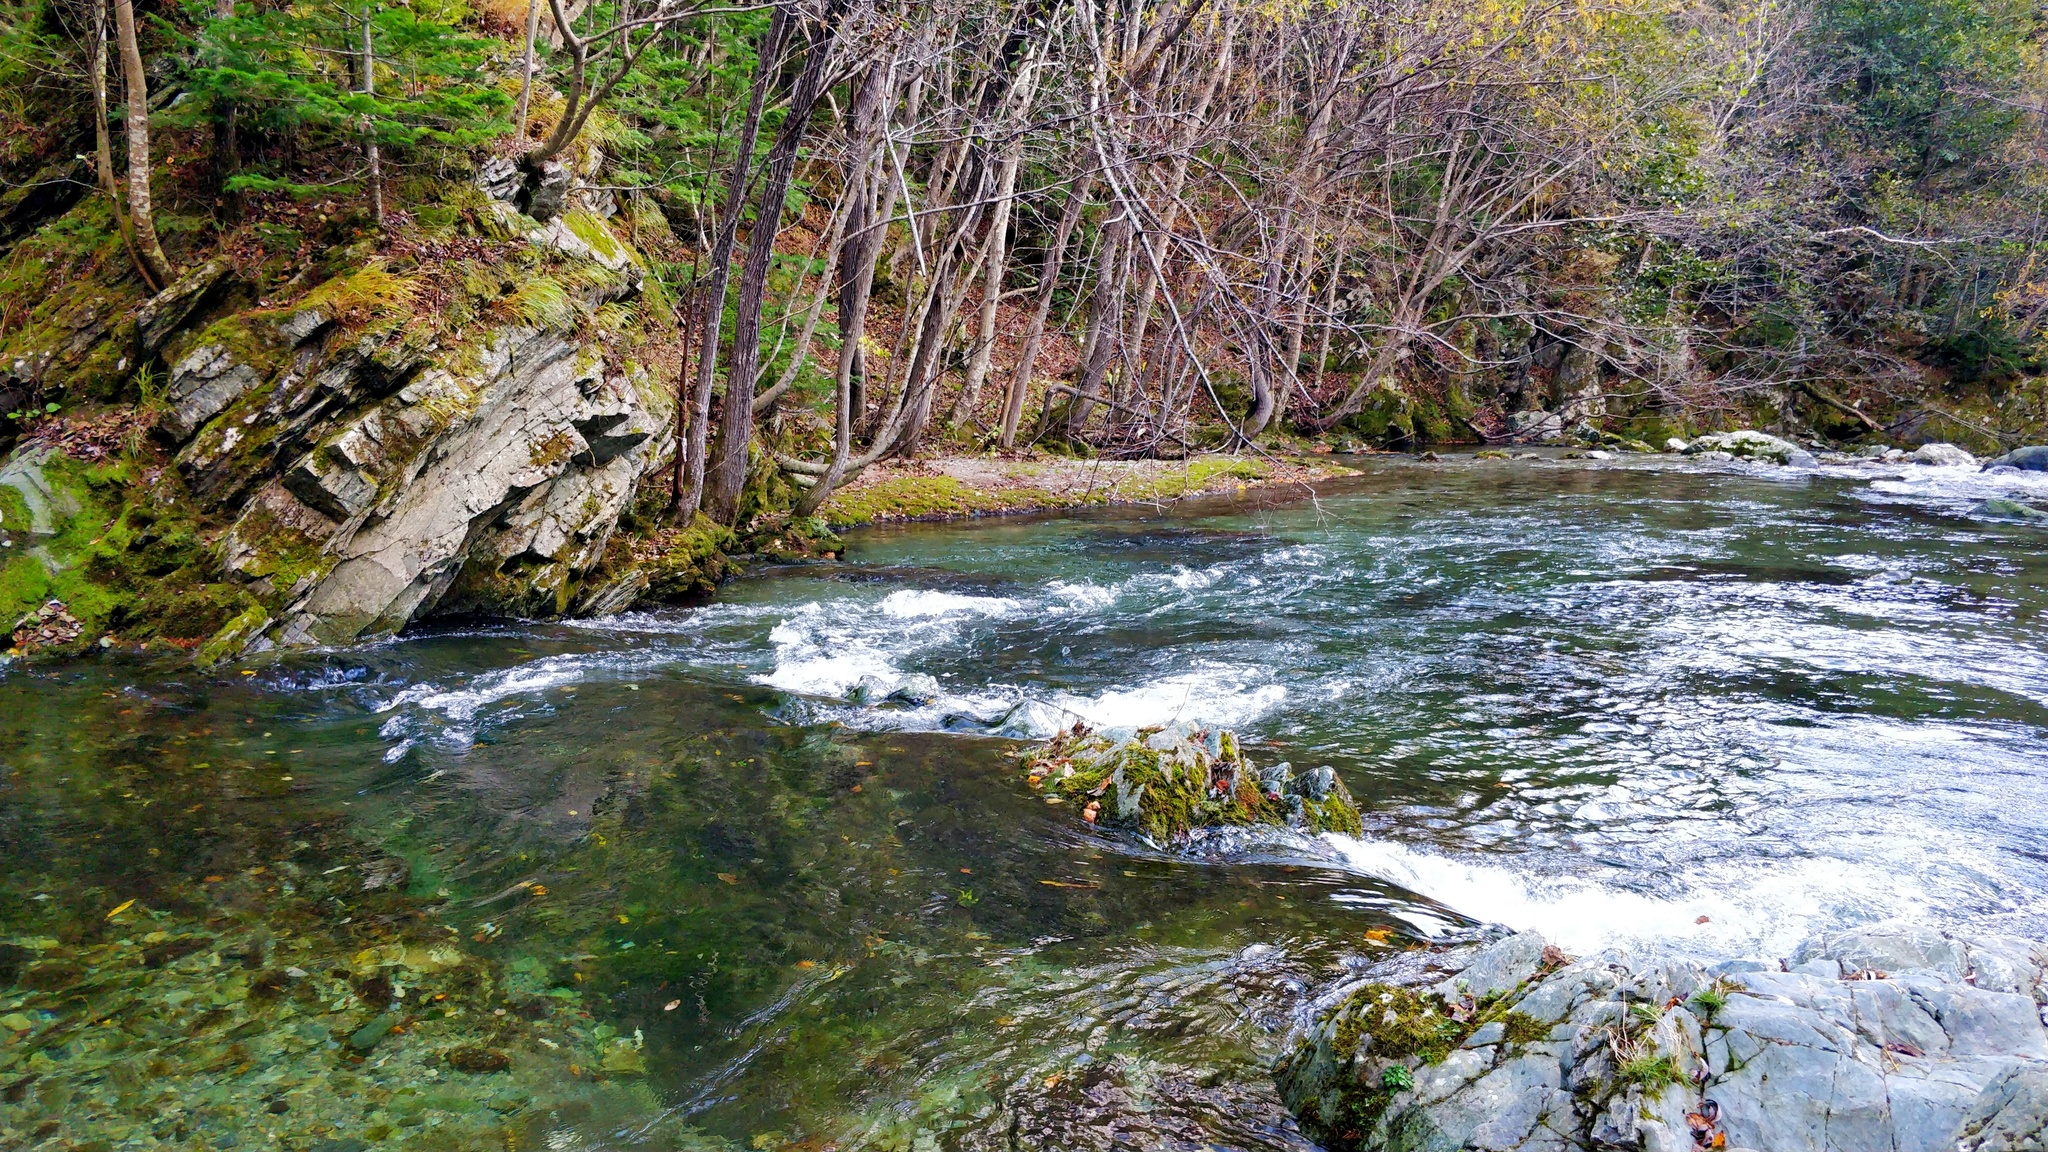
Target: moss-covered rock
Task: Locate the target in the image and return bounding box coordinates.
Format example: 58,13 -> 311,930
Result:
0,444 -> 261,656
1023,723 -> 1363,844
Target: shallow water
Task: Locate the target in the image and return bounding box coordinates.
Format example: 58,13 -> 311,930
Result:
5,453 -> 2048,1150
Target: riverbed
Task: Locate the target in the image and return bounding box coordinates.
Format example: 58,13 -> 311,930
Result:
4,453 -> 2046,1151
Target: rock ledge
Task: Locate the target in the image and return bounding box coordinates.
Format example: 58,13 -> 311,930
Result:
1276,924 -> 2048,1151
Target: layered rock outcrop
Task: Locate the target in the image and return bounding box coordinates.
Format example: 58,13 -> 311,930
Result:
0,171 -> 676,657
1276,925 -> 2048,1152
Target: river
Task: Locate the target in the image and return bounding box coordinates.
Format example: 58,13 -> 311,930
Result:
4,453 -> 2046,1151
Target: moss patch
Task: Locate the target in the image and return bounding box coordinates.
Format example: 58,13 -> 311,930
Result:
0,447 -> 261,656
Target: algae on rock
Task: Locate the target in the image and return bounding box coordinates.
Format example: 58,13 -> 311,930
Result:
1024,723 -> 1363,843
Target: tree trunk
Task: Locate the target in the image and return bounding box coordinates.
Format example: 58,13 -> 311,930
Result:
947,56 -> 1037,432
704,2 -> 843,524
514,0 -> 542,138
89,0 -> 153,292
112,0 -> 174,290
791,59 -> 894,517
1066,209 -> 1131,437
359,5 -> 384,228
675,5 -> 790,519
1001,175 -> 1090,447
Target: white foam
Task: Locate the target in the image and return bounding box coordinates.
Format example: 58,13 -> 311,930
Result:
1047,668 -> 1286,733
372,649 -> 680,757
1322,833 -> 1938,960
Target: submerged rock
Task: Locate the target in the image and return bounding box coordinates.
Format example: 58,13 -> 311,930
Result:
1683,430 -> 1817,466
1974,497 -> 2048,523
1985,446 -> 2048,472
1275,925 -> 2048,1152
1023,723 -> 1363,843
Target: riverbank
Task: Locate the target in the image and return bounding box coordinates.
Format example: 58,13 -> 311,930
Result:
817,450 -> 1362,527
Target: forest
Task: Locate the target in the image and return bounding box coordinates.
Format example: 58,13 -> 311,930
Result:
1,0 -> 2043,526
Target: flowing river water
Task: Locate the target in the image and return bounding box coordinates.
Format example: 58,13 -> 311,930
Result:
4,453 -> 2048,1151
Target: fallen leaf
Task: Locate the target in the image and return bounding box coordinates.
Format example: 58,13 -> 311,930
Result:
105,899 -> 136,920
994,1016 -> 1016,1027
716,873 -> 739,885
1038,880 -> 1098,889
1364,927 -> 1393,943
796,960 -> 816,969
663,1000 -> 681,1011
1696,915 -> 1711,924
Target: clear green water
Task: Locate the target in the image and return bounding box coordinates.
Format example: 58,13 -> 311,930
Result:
5,454 -> 2047,1150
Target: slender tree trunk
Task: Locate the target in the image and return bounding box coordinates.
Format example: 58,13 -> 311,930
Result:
514,0 -> 542,138
791,61 -> 892,517
1066,209 -> 1131,436
1001,175 -> 1090,447
112,0 -> 174,289
208,0 -> 241,220
359,5 -> 384,228
947,58 -> 1036,432
667,260 -> 699,512
705,2 -> 843,524
89,0 -> 153,292
678,6 -> 790,518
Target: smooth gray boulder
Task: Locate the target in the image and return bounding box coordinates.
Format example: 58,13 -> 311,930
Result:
1986,446 -> 2048,471
1683,430 -> 1817,466
1912,442 -> 1977,466
1276,925 -> 2048,1152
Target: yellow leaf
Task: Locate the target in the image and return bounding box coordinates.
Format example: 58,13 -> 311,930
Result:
716,873 -> 739,885
104,899 -> 136,920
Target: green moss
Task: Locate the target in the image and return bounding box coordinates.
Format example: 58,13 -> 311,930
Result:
1329,984 -> 1471,1067
603,513 -> 738,605
222,500 -> 330,600
0,449 -> 262,655
562,210 -> 635,267
164,312 -> 290,385
1025,725 -> 1362,844
822,475 -> 1015,526
1499,1010 -> 1552,1045
195,604 -> 271,667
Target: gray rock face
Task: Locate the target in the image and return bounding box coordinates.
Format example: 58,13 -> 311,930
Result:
1508,409 -> 1565,443
1955,1064 -> 2048,1151
163,342 -> 265,441
1276,926 -> 2048,1152
134,258 -> 233,356
1985,446 -> 2048,472
266,331 -> 664,647
145,210 -> 670,654
1683,429 -> 1817,466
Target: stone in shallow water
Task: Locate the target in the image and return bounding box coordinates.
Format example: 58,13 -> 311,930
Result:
1024,723 -> 1362,843
1985,445 -> 2048,472
1911,442 -> 1977,466
1683,429 -> 1817,466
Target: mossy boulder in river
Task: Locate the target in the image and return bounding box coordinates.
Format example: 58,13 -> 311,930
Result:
1024,723 -> 1363,843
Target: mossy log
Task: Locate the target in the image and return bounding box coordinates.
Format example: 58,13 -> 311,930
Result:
1023,722 -> 1363,843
